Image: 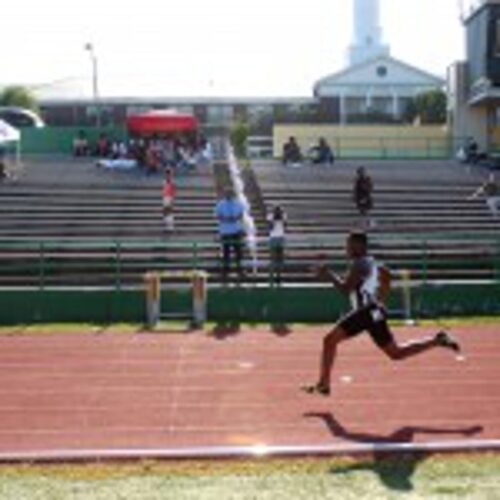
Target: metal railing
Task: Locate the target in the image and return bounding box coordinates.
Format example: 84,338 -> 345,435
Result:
266,135 -> 490,160
0,232 -> 498,290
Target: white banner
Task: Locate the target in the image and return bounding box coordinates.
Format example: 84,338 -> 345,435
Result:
0,119 -> 20,144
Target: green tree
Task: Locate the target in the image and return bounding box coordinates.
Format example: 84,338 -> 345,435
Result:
348,110 -> 400,124
230,120 -> 249,158
403,90 -> 447,124
0,85 -> 39,112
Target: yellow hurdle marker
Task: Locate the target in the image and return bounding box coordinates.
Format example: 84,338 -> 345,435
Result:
144,270 -> 208,330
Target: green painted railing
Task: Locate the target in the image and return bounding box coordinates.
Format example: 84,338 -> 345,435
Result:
0,233 -> 498,291
0,233 -> 500,324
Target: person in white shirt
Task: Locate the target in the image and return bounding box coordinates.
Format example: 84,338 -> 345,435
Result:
118,141 -> 128,159
268,205 -> 287,285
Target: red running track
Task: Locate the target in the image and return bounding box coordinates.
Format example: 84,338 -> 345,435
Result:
0,324 -> 498,460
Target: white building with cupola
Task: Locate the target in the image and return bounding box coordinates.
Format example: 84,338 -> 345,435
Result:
314,0 -> 444,124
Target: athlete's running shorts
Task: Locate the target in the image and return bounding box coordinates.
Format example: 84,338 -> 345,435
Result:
338,303 -> 394,348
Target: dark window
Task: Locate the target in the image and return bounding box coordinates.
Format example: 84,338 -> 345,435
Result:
0,110 -> 35,128
377,65 -> 388,77
495,19 -> 500,56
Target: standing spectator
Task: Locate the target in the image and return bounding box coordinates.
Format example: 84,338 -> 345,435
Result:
353,167 -> 373,216
215,187 -> 246,280
268,205 -> 287,285
468,173 -> 500,218
162,168 -> 176,232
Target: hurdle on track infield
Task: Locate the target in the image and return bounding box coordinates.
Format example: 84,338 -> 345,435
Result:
144,270 -> 208,329
399,269 -> 414,325
144,269 -> 412,329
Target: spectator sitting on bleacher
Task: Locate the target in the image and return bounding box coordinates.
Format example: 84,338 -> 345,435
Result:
466,137 -> 479,163
118,141 -> 128,159
95,133 -> 110,158
282,136 -> 302,166
95,137 -> 138,170
72,130 -> 89,157
145,140 -> 162,174
310,137 -> 335,165
178,145 -> 197,172
197,136 -> 213,166
135,138 -> 147,167
110,140 -> 120,160
468,173 -> 500,218
353,167 -> 373,216
458,137 -> 487,164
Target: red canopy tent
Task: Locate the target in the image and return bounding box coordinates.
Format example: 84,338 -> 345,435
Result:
126,109 -> 198,136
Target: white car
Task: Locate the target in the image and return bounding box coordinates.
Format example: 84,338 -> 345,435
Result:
0,106 -> 44,128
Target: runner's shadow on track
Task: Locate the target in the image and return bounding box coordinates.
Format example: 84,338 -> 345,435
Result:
210,322 -> 241,340
304,412 -> 483,492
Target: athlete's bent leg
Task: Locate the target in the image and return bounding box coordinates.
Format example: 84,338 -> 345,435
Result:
382,330 -> 460,361
382,337 -> 438,361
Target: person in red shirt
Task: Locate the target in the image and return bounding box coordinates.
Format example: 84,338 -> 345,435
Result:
162,168 -> 176,232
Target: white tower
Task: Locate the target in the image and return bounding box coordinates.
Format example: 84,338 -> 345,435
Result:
348,0 -> 390,65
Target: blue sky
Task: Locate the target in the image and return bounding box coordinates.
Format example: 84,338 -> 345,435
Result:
2,0 -> 467,97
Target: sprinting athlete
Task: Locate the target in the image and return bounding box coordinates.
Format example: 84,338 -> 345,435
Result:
303,231 -> 460,396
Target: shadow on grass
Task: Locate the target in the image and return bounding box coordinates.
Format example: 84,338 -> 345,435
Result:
305,411 -> 483,492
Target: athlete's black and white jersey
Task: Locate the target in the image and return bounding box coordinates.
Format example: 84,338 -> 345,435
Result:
349,256 -> 380,311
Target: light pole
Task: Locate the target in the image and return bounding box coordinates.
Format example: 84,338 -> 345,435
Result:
84,42 -> 100,128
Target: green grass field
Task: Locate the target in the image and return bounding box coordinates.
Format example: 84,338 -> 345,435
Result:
0,454 -> 499,499
0,316 -> 499,337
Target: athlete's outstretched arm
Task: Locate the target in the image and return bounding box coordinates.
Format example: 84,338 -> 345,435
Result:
314,263 -> 362,295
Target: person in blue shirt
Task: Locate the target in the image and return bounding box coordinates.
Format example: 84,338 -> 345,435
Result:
215,187 -> 246,280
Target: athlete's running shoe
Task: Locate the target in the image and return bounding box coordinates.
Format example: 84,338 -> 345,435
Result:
435,331 -> 461,353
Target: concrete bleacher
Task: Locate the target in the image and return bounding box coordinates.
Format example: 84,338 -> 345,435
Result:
250,159 -> 500,283
0,154 -> 498,288
0,158 -> 223,286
